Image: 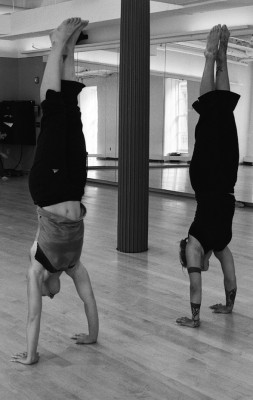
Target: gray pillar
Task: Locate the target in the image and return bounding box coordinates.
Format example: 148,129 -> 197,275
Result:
117,0 -> 150,252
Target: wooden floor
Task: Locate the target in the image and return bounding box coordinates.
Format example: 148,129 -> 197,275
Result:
87,164 -> 253,205
1,176 -> 253,399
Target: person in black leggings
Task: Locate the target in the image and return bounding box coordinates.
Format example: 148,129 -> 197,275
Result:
11,18 -> 98,364
177,25 -> 240,328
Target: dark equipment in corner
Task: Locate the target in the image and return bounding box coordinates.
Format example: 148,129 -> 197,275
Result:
0,100 -> 36,145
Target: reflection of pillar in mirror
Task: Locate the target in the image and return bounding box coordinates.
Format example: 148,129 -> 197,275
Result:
244,63 -> 253,164
117,0 -> 150,252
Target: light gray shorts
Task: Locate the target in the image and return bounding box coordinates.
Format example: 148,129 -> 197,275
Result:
35,204 -> 86,273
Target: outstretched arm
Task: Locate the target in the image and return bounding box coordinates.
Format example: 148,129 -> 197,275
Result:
11,265 -> 43,365
67,262 -> 99,344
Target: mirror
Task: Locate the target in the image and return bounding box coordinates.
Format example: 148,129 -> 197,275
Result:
76,47 -> 120,184
76,33 -> 253,203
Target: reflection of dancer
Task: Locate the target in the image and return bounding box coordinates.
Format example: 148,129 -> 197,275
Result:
11,18 -> 98,365
177,25 -> 240,328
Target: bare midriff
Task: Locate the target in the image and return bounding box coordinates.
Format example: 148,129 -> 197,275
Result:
43,200 -> 81,220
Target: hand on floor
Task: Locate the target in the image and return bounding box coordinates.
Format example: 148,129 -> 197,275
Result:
176,316 -> 200,328
71,333 -> 97,345
10,351 -> 40,365
209,303 -> 233,313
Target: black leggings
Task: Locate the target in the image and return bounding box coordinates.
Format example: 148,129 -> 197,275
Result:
189,90 -> 240,194
29,80 -> 87,207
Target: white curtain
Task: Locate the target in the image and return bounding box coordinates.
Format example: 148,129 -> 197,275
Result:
79,86 -> 98,155
164,78 -> 180,155
163,78 -> 188,155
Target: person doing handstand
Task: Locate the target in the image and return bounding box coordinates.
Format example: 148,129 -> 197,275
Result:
11,18 -> 98,364
177,24 -> 240,328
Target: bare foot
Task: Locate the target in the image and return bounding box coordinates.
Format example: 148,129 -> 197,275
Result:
64,20 -> 89,53
50,18 -> 82,47
217,24 -> 230,63
204,24 -> 221,59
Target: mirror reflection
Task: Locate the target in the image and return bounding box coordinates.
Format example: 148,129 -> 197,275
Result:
76,48 -> 119,184
77,33 -> 253,203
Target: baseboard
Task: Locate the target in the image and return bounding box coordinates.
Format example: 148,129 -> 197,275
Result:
164,153 -> 191,163
243,156 -> 253,165
97,157 -> 118,161
243,161 -> 253,166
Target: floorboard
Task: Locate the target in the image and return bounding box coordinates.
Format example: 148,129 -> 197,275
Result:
1,176 -> 253,399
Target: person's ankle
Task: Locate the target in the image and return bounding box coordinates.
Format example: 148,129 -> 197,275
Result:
51,41 -> 65,52
192,317 -> 200,327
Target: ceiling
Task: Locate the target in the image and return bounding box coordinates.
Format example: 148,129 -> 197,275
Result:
0,0 -> 252,14
151,0 -> 253,17
0,0 -> 70,14
152,0 -> 253,8
0,0 -> 251,64
150,0 -> 253,63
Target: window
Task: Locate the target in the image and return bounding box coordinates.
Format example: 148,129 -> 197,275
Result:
79,86 -> 98,155
164,78 -> 188,155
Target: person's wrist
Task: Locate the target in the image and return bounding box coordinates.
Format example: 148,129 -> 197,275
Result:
27,352 -> 38,362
